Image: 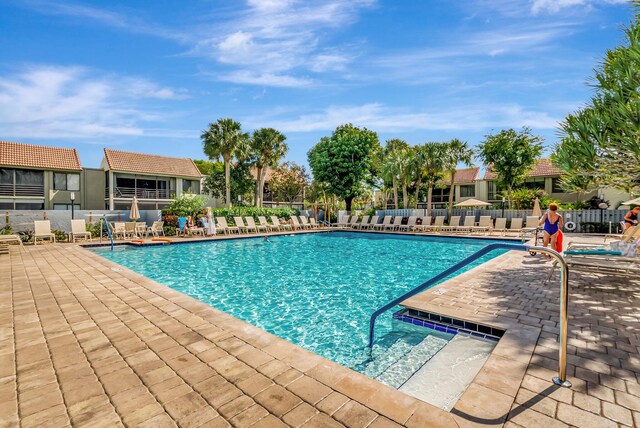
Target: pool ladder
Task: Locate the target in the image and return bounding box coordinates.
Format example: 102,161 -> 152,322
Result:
102,218 -> 114,251
368,243 -> 571,388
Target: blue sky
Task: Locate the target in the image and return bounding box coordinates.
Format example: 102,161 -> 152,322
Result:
0,0 -> 633,169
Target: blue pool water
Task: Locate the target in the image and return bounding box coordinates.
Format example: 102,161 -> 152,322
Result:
91,232 -> 510,373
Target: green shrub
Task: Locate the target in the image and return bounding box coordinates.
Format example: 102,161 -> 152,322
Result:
0,226 -> 14,235
162,206 -> 300,227
52,229 -> 68,242
163,226 -> 177,236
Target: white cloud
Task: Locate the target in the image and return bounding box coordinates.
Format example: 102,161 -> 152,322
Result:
0,65 -> 188,139
217,71 -> 313,87
531,0 -> 628,14
246,103 -> 560,133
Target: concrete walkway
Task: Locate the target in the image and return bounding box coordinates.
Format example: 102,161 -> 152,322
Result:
1,233 -> 638,427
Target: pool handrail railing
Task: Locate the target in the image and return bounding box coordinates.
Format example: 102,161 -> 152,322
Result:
367,243 -> 572,388
102,218 -> 114,251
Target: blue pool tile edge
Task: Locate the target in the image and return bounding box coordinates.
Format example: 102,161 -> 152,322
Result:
393,308 -> 504,342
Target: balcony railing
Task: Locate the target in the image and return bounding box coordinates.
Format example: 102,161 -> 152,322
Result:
0,184 -> 45,197
107,187 -> 174,200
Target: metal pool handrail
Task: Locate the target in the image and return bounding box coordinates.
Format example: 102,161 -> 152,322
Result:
367,243 -> 572,387
102,218 -> 114,251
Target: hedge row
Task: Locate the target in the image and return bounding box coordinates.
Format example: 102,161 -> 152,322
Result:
161,206 -> 300,230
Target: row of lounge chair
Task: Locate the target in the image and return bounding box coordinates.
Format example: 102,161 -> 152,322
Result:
335,215 -> 541,236
211,215 -> 325,235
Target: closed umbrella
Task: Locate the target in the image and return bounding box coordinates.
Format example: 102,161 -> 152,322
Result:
621,197 -> 640,206
532,198 -> 542,218
129,196 -> 140,220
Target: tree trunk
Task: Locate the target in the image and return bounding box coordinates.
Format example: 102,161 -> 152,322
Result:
414,179 -> 422,209
345,196 -> 354,212
255,167 -> 262,207
507,187 -> 513,209
402,181 -> 408,209
427,185 -> 433,218
447,172 -> 456,218
224,156 -> 231,207
392,178 -> 398,209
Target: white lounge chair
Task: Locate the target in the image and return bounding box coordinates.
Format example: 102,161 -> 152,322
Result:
399,216 -> 417,232
441,216 -> 460,233
70,219 -> 92,242
234,216 -> 252,234
506,218 -> 523,236
259,216 -> 279,232
471,216 -> 493,235
374,216 -> 392,231
148,221 -> 165,237
0,234 -> 23,246
290,216 -> 304,231
385,216 -> 403,231
271,216 -> 292,231
364,215 -> 379,230
309,218 -> 323,229
217,217 -> 239,235
354,215 -> 370,229
347,216 -> 359,228
246,217 -> 266,233
299,216 -> 314,229
334,216 -> 350,228
34,221 -> 55,245
493,218 -> 507,235
420,216 -> 445,233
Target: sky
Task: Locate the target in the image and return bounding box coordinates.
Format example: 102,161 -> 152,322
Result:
0,0 -> 634,170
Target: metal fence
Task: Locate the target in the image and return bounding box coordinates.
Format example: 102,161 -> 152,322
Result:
1,210 -> 162,233
337,209 -> 629,233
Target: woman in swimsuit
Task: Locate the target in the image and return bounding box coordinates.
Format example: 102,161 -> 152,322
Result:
624,206 -> 640,230
538,203 -> 563,253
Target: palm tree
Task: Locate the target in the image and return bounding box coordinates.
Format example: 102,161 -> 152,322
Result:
381,139 -> 409,208
442,139 -> 473,218
249,128 -> 288,207
421,142 -> 446,218
201,118 -> 249,207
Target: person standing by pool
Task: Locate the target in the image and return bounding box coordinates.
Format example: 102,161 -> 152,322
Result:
624,206 -> 640,230
539,203 -> 563,254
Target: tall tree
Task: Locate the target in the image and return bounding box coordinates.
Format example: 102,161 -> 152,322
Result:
419,143 -> 446,217
269,162 -> 309,207
249,128 -> 288,207
380,139 -> 409,209
201,118 -> 248,207
442,139 -> 473,217
477,128 -> 543,207
558,2 -> 640,193
202,161 -> 254,204
307,124 -> 380,212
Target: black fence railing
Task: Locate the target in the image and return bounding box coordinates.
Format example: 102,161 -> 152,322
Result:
0,184 -> 45,197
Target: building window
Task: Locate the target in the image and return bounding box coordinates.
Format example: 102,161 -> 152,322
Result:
53,204 -> 81,210
182,179 -> 200,194
53,172 -> 80,191
459,185 -> 475,197
14,199 -> 45,210
0,169 -> 44,197
551,178 -> 566,193
522,177 -> 545,190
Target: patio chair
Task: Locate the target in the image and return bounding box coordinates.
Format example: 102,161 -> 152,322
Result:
309,218 -> 323,229
347,216 -> 359,228
398,216 -> 418,232
246,217 -> 266,233
125,222 -> 137,239
233,217 -> 250,234
354,215 -> 370,229
299,216 -> 314,229
385,216 -> 403,231
271,216 -> 292,231
69,219 -> 92,242
290,216 -> 303,231
187,221 -> 206,237
506,218 -> 523,236
134,222 -> 148,238
364,215 -> 380,230
335,216 -> 350,228
567,224 -> 640,249
34,220 -> 55,245
525,216 -> 540,229
492,218 -> 507,235
374,215 -> 392,231
216,217 -> 239,235
112,222 -> 126,240
420,216 -> 445,233
259,216 -> 279,232
453,216 -> 474,234
0,234 -> 23,246
471,216 -> 493,235
441,216 -> 460,233
148,221 -> 165,237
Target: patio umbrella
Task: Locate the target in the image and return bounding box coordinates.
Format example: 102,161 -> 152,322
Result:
454,198 -> 491,207
532,198 -> 542,217
621,197 -> 640,206
129,196 -> 140,221
206,207 -> 216,235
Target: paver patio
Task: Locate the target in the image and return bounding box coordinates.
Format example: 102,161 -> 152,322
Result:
1,232 -> 638,427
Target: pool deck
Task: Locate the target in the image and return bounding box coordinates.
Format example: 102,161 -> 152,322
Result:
1,231 -> 638,427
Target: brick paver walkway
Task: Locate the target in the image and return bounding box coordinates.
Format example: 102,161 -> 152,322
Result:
1,233 -> 638,427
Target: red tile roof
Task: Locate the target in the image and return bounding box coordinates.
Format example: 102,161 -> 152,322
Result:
483,158 -> 562,180
0,141 -> 82,171
103,149 -> 202,178
440,167 -> 479,185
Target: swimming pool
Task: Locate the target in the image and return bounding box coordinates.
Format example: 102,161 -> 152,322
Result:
91,232 -> 509,377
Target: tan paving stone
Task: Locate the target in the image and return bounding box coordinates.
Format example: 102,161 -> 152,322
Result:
301,412 -> 344,428
283,402 -> 319,427
229,404 -> 269,427
254,384 -> 303,417
333,400 -> 377,428
315,392 -> 350,416
236,372 -> 274,397
557,402 -> 617,428
218,395 -> 255,419
164,390 -> 210,421
286,376 -> 332,405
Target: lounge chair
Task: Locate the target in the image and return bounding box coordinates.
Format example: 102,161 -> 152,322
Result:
34,220 -> 56,245
420,216 -> 445,233
0,234 -> 23,246
309,218 -> 323,229
233,217 -> 251,234
271,216 -> 292,231
246,217 -> 266,233
290,216 -> 303,231
385,216 -> 403,231
187,221 -> 206,236
125,222 -> 137,239
441,216 -> 460,233
562,251 -> 640,275
399,216 -> 417,232
347,216 -> 359,228
216,217 -> 239,235
335,216 -> 350,228
374,216 -> 392,231
567,224 -> 640,249
148,221 -> 165,237
525,216 -> 540,229
112,222 -> 126,240
70,219 -> 91,242
454,216 -> 474,234
471,216 -> 493,235
492,218 -> 507,235
259,216 -> 279,232
506,218 -> 523,236
299,216 -> 314,229
354,215 -> 370,229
